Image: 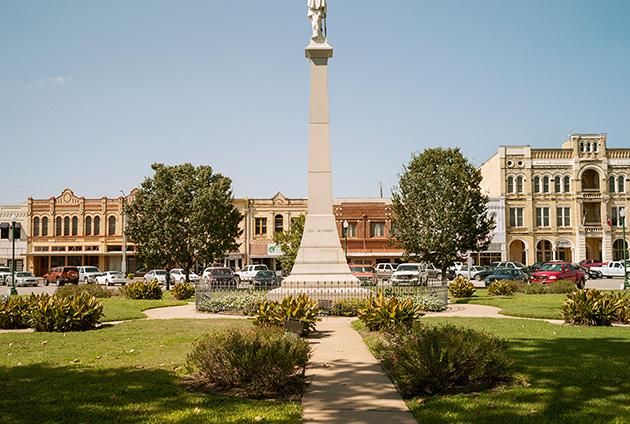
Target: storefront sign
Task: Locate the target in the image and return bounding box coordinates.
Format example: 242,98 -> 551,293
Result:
556,240 -> 572,248
267,244 -> 283,256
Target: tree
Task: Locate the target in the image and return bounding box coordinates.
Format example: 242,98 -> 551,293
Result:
391,147 -> 494,283
125,163 -> 242,282
272,214 -> 305,274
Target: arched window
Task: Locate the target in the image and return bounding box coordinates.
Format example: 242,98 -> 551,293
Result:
564,176 -> 570,193
533,176 -> 540,193
64,217 -> 70,236
536,240 -> 553,262
619,176 -> 625,193
274,214 -> 284,233
33,217 -> 40,237
613,239 -> 629,262
86,217 -> 92,236
72,217 -> 78,236
516,176 -> 524,193
94,217 -> 100,235
108,216 -> 116,235
554,176 -> 561,193
56,217 -> 62,236
507,176 -> 514,193
543,176 -> 550,193
609,176 -> 616,193
42,217 -> 48,237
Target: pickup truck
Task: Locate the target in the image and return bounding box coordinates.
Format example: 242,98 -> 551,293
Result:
578,259 -> 606,269
374,263 -> 398,283
235,264 -> 269,283
589,261 -> 630,279
531,262 -> 586,289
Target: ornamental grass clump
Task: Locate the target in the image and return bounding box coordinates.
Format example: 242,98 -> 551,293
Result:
121,280 -> 163,300
330,297 -> 365,316
448,276 -> 476,298
487,280 -> 514,296
561,289 -> 628,326
187,327 -> 311,398
0,295 -> 32,329
26,293 -> 104,332
171,281 -> 195,300
357,293 -> 422,331
253,294 -> 320,335
373,323 -> 513,397
526,280 -> 576,295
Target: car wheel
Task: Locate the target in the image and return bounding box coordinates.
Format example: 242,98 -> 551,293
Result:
180,278 -> 185,284
44,279 -> 49,286
56,278 -> 62,286
577,278 -> 585,289
436,273 -> 442,280
84,277 -> 90,284
235,275 -> 241,284
474,274 -> 481,281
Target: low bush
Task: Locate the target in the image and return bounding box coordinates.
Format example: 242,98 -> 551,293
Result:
122,281 -> 163,300
408,294 -> 446,312
561,289 -> 628,326
330,298 -> 365,316
0,295 -> 33,329
55,283 -> 113,298
27,293 -> 104,332
198,292 -> 266,315
487,280 -> 514,296
358,293 -> 421,331
526,280 -> 576,295
448,277 -> 476,298
127,273 -> 134,280
505,279 -> 528,293
171,282 -> 195,300
253,294 -> 320,335
187,327 -> 311,397
373,323 -> 513,396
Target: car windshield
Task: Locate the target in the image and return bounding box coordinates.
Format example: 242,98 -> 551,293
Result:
351,266 -> 373,273
84,267 -> 100,273
494,269 -> 513,276
539,263 -> 563,272
0,268 -> 10,272
110,272 -> 123,277
396,265 -> 419,272
16,272 -> 33,277
513,263 -> 525,268
212,269 -> 232,276
154,270 -> 167,275
256,271 -> 275,278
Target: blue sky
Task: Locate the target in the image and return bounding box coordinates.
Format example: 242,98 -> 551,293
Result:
2,0 -> 629,204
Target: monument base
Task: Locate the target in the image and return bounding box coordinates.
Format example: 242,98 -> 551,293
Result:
267,285 -> 372,303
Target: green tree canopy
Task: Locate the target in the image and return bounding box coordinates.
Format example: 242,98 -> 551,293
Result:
391,147 -> 494,278
272,214 -> 305,274
125,163 -> 242,281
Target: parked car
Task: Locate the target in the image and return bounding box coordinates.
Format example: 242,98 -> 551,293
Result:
0,267 -> 11,284
77,266 -> 103,284
589,261 -> 630,279
5,271 -> 39,287
578,259 -> 606,269
204,267 -> 236,287
531,262 -> 585,289
143,269 -> 168,285
374,263 -> 398,283
523,262 -> 546,276
496,261 -> 527,270
349,264 -> 376,285
170,268 -> 200,284
252,270 -> 281,287
455,266 -> 488,281
43,266 -> 80,286
421,263 -> 443,280
96,271 -> 127,286
484,268 -> 528,287
234,264 -> 269,283
391,263 -> 427,286
573,264 -> 602,280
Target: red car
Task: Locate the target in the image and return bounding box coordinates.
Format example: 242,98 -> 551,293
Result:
348,264 -> 376,286
578,259 -> 606,269
532,262 -> 585,289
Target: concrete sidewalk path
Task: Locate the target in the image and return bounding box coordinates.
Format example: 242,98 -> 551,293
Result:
302,317 -> 417,424
142,302 -> 248,320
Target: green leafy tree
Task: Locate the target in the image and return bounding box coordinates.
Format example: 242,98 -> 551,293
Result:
391,147 -> 494,284
125,163 -> 242,281
272,214 -> 305,274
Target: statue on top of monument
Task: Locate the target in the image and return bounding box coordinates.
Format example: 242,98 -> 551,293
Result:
307,0 -> 326,40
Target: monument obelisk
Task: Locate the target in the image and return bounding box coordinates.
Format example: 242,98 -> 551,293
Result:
270,1 -> 368,300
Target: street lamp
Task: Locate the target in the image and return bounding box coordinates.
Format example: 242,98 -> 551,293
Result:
621,208 -> 628,290
120,190 -> 127,277
9,214 -> 17,296
343,220 -> 348,261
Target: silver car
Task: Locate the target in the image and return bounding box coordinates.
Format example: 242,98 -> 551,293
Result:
96,271 -> 127,286
144,269 -> 167,285
77,266 -> 103,284
5,271 -> 39,287
170,268 -> 200,283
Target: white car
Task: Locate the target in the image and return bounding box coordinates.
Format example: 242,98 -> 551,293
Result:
144,269 -> 168,285
0,267 -> 11,284
96,271 -> 127,286
391,263 -> 427,286
455,266 -> 488,281
234,264 -> 269,283
5,271 -> 39,287
170,268 -> 200,283
77,266 -> 103,284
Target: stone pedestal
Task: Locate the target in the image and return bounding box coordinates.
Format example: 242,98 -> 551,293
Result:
268,39 -> 369,302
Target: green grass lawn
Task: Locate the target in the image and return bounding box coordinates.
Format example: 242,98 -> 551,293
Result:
450,289 -> 567,319
100,297 -> 189,322
354,317 -> 630,424
0,319 -> 301,424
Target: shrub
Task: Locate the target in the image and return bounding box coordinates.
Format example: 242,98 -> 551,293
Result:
505,279 -> 528,293
358,293 -> 421,331
26,293 -> 103,332
55,283 -> 113,298
561,289 -> 627,326
127,273 -> 134,280
198,292 -> 266,315
122,281 -> 163,300
0,295 -> 33,329
253,294 -> 320,335
408,294 -> 446,312
448,277 -> 476,298
374,323 -> 512,396
187,327 -> 311,397
171,281 -> 195,300
526,280 -> 576,295
330,298 -> 365,316
487,280 -> 514,296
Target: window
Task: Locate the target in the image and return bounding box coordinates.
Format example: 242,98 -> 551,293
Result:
543,176 -> 550,193
56,217 -> 62,236
274,214 -> 283,233
609,176 -> 616,193
536,207 -> 550,227
346,222 -> 357,237
34,217 -> 40,237
611,207 -> 626,227
370,223 -> 385,237
533,176 -> 540,193
613,239 -> 629,262
85,217 -> 92,236
64,217 -> 70,236
507,176 -> 514,193
72,217 -> 78,236
516,176 -> 524,193
554,176 -> 561,193
564,176 -> 570,193
557,207 -> 571,227
536,240 -> 553,262
108,216 -> 116,235
42,217 -> 48,237
94,217 -> 100,235
619,176 -> 625,193
580,142 -> 585,153
509,208 -> 524,227
255,217 -> 267,235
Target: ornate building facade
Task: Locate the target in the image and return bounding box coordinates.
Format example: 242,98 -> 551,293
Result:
480,133 -> 629,264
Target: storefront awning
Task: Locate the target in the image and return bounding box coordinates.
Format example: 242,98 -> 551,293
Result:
27,251 -> 135,256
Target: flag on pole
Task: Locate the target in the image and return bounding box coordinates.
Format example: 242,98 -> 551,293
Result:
607,215 -> 612,227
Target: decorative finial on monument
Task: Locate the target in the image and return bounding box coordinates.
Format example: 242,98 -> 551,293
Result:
307,0 -> 327,40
